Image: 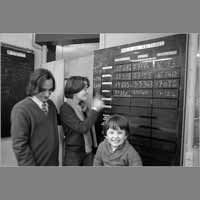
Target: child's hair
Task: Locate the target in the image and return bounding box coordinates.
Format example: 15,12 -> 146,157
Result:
103,114 -> 130,136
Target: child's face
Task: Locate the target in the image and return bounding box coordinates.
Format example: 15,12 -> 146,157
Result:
105,127 -> 127,149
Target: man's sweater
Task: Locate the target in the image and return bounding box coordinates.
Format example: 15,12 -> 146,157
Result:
11,97 -> 59,166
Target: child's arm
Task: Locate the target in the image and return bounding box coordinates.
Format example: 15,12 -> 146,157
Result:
128,148 -> 143,166
93,143 -> 104,166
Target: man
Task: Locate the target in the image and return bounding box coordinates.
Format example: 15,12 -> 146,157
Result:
10,68 -> 59,166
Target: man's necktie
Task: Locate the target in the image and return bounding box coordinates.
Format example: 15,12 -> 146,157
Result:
41,102 -> 48,114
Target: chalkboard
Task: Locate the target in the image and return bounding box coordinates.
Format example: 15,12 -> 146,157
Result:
132,62 -> 153,71
155,57 -> 178,69
132,71 -> 153,79
154,69 -> 180,79
153,79 -> 179,88
131,80 -> 153,88
113,72 -> 131,80
93,34 -> 188,166
153,89 -> 178,98
113,63 -> 132,72
1,43 -> 34,137
113,89 -> 131,97
131,89 -> 152,97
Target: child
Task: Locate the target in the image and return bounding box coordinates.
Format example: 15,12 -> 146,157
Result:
93,114 -> 142,166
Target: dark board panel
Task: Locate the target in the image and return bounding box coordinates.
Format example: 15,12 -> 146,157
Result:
130,89 -> 153,97
1,43 -> 34,137
111,106 -> 130,115
153,89 -> 179,98
129,136 -> 152,148
112,97 -> 130,106
131,98 -> 152,107
132,62 -> 153,71
129,116 -> 151,128
153,79 -> 179,88
152,99 -> 178,108
132,71 -> 153,79
113,63 -> 132,72
154,69 -> 180,79
130,107 -> 152,117
151,140 -> 176,153
131,127 -> 151,138
93,34 -> 188,166
152,129 -> 177,141
131,80 -> 153,88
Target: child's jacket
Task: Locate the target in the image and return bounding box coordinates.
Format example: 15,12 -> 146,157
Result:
93,139 -> 142,166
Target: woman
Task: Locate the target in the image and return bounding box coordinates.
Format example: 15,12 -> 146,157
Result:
60,76 -> 104,166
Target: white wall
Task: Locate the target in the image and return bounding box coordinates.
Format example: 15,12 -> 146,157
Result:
56,43 -> 99,102
65,55 -> 95,101
0,33 -> 42,68
100,33 -> 176,48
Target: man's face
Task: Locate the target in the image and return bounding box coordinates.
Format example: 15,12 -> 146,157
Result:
35,79 -> 53,102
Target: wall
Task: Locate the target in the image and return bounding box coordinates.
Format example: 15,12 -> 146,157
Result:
56,43 -> 99,102
191,35 -> 200,166
65,55 -> 95,102
182,34 -> 199,166
0,33 -> 43,166
0,33 -> 42,68
100,33 -> 176,48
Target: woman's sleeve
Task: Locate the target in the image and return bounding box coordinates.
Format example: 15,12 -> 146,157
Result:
60,104 -> 99,134
93,143 -> 104,166
128,148 -> 143,166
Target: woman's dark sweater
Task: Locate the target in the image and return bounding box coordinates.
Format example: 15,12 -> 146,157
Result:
60,102 -> 99,153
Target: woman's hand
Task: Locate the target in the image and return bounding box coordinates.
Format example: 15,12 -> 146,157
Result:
92,96 -> 104,111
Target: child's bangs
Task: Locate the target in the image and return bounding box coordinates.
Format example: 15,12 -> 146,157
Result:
107,118 -> 127,130
107,120 -> 120,130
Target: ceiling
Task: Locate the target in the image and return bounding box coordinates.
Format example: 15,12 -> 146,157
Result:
35,34 -> 99,46
35,34 -> 100,60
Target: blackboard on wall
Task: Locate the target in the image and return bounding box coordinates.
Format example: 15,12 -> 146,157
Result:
93,34 -> 188,166
1,43 -> 34,138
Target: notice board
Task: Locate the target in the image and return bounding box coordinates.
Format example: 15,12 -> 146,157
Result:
1,43 -> 34,138
93,34 -> 188,166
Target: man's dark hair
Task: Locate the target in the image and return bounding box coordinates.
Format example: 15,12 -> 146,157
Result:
64,76 -> 90,99
26,68 -> 56,96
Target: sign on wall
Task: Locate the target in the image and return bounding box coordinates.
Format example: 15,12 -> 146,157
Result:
1,43 -> 34,138
93,34 -> 188,166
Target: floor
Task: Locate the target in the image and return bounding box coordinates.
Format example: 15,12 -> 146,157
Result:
1,129 -> 64,167
1,137 -> 17,167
